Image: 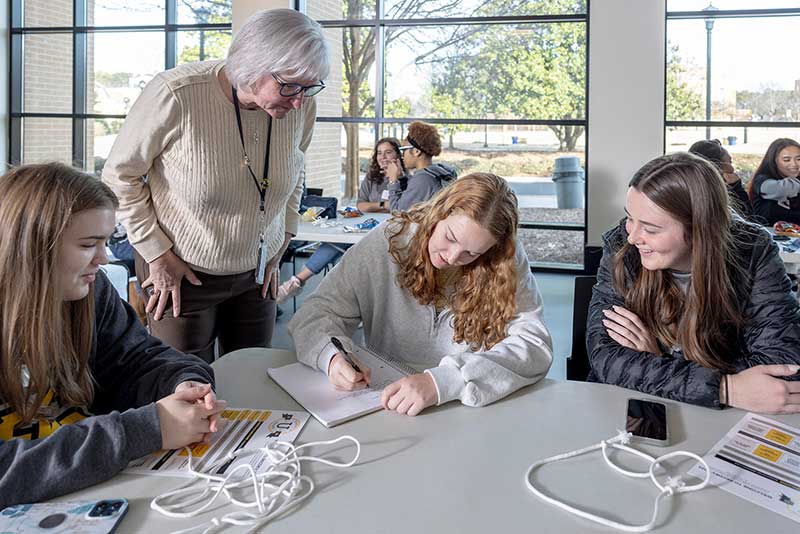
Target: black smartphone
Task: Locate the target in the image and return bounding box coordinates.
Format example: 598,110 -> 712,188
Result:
626,398 -> 669,446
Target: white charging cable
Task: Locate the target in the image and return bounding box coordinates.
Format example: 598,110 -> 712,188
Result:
151,435 -> 361,534
524,430 -> 711,532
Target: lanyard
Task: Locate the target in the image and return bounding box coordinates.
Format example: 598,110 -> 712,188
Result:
232,87 -> 272,211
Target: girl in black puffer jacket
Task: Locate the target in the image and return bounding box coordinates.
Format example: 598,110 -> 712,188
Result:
747,137 -> 800,226
588,153 -> 800,414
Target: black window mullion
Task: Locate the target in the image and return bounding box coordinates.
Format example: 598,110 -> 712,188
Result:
10,1 -> 23,164
9,30 -> 23,165
165,0 -> 177,69
73,0 -> 88,169
374,13 -> 384,146
11,0 -> 22,28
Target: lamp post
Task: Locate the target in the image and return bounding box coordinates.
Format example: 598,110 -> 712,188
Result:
703,3 -> 718,140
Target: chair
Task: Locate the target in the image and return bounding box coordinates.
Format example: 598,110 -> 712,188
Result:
100,261 -> 131,301
306,187 -> 323,196
566,275 -> 597,381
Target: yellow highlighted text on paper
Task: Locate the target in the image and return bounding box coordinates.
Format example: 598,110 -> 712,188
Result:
753,444 -> 783,463
179,443 -> 210,457
765,429 -> 793,446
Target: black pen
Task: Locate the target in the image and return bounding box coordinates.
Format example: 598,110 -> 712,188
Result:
330,336 -> 362,373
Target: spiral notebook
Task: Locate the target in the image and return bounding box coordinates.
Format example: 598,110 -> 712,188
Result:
267,345 -> 415,428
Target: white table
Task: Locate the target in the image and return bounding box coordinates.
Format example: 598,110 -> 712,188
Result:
55,348 -> 800,533
293,212 -> 391,245
780,247 -> 800,275
766,228 -> 800,274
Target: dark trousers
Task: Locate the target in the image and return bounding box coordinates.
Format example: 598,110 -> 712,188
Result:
135,252 -> 276,364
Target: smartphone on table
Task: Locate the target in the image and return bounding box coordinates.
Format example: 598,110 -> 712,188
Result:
626,398 -> 669,446
0,499 -> 128,533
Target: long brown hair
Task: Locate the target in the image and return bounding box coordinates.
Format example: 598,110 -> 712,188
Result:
612,153 -> 743,371
746,137 -> 800,200
366,137 -> 406,184
386,173 -> 519,350
0,163 -> 118,424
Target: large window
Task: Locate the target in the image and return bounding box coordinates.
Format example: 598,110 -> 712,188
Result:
10,0 -> 232,173
9,1 -> 588,269
303,1 -> 589,269
665,1 -> 800,177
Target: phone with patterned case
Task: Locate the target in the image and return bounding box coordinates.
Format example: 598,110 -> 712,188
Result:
0,499 -> 128,533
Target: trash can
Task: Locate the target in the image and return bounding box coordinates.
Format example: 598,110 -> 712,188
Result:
511,136 -> 519,144
551,156 -> 585,209
727,136 -> 737,146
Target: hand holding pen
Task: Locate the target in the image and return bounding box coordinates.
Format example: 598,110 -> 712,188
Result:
327,337 -> 371,391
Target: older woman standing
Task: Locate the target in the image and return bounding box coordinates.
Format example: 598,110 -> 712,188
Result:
102,9 -> 329,362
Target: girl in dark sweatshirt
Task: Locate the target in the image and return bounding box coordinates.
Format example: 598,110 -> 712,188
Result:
0,163 -> 226,508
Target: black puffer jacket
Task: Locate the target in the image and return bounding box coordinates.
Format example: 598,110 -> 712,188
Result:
587,218 -> 800,408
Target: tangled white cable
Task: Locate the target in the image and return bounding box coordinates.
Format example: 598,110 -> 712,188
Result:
524,430 -> 711,532
151,435 -> 361,534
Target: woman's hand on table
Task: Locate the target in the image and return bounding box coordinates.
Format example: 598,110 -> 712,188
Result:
725,364 -> 800,414
327,354 -> 371,391
381,373 -> 437,416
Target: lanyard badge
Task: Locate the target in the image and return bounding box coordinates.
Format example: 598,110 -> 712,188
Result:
232,87 -> 273,284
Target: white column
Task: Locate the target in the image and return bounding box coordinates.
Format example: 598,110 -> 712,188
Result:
587,0 -> 666,246
233,0 -> 292,35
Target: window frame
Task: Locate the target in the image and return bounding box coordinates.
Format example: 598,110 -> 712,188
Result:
299,0 -> 591,272
8,0 -> 231,169
663,5 -> 800,149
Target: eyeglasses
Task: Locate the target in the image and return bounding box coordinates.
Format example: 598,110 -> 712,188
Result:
272,74 -> 326,97
398,145 -> 414,152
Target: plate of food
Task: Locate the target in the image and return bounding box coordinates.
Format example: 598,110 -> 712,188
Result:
338,207 -> 363,218
773,221 -> 800,237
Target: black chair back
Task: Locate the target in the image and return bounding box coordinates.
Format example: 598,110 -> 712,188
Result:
566,275 -> 597,381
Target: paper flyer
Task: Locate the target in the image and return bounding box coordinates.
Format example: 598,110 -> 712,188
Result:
689,413 -> 800,523
125,408 -> 309,478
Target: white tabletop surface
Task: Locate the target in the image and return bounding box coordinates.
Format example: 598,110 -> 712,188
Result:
766,228 -> 800,269
293,212 -> 391,245
53,348 -> 800,533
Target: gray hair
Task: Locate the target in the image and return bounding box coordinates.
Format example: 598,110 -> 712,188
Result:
226,9 -> 330,89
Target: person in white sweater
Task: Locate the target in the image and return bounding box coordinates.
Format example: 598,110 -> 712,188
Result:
102,10 -> 329,362
288,173 -> 553,416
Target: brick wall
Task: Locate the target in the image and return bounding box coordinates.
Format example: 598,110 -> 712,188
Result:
304,1 -> 344,197
22,22 -> 73,164
22,1 -> 101,171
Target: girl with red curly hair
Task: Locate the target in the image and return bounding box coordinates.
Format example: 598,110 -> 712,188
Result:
288,173 -> 553,416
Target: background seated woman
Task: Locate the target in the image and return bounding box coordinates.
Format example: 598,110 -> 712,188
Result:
384,121 -> 457,212
277,137 -> 407,304
747,138 -> 800,225
0,163 -> 226,508
288,173 -> 553,416
689,138 -> 751,219
588,153 -> 800,414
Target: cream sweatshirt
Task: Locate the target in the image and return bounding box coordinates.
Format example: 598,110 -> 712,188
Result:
102,60 -> 316,275
288,220 -> 554,407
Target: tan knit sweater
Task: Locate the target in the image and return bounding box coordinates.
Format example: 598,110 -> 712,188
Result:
102,60 -> 316,275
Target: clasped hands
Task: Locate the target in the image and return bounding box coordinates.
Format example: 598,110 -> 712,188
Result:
156,381 -> 228,450
603,304 -> 800,414
327,354 -> 438,417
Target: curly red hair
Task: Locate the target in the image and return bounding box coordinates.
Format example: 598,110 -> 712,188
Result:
386,173 -> 520,350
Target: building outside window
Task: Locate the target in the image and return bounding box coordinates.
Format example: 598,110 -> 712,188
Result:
665,1 -> 800,177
